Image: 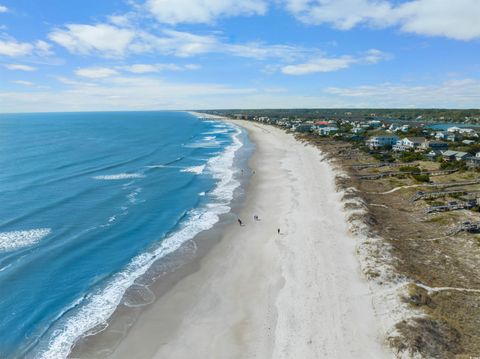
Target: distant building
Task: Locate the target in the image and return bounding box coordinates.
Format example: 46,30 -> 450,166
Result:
294,124 -> 313,133
441,150 -> 468,162
425,150 -> 443,161
393,137 -> 425,151
420,140 -> 449,152
467,156 -> 480,168
317,126 -> 338,136
435,132 -> 449,140
447,126 -> 462,133
459,128 -> 475,136
366,135 -> 399,149
447,133 -> 461,142
368,120 -> 382,128
352,127 -> 365,134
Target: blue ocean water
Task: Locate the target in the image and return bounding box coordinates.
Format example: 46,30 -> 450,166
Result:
0,111 -> 245,358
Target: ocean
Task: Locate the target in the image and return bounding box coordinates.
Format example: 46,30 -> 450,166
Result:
0,111 -> 249,358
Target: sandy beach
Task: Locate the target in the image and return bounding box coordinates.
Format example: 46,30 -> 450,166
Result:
107,120 -> 391,359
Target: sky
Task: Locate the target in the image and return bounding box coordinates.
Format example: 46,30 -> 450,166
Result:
0,0 -> 479,112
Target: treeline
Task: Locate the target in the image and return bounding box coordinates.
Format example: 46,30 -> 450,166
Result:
202,108 -> 480,123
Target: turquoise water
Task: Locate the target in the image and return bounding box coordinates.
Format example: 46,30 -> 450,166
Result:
0,111 -> 246,358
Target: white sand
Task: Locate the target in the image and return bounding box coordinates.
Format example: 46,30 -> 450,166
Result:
109,121 -> 391,359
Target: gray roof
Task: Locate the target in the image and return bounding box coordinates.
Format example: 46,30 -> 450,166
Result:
442,150 -> 468,157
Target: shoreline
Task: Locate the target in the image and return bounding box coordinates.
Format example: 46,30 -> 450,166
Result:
69,117 -> 253,358
101,119 -> 392,358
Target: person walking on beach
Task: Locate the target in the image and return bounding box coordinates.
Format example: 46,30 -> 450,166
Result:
277,228 -> 280,234
238,218 -> 243,226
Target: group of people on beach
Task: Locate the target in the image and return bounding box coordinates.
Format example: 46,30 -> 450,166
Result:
237,216 -> 280,235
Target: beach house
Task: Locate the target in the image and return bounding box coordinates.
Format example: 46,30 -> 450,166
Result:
420,140 -> 449,152
366,135 -> 399,149
392,137 -> 425,152
441,150 -> 469,162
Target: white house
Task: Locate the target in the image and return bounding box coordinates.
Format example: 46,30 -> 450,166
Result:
366,136 -> 399,149
368,120 -> 382,128
447,126 -> 461,133
317,126 -> 338,136
393,137 -> 425,151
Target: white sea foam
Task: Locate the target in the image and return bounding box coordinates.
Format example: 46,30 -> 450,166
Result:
180,165 -> 205,174
38,123 -> 244,359
0,263 -> 12,272
184,135 -> 225,149
127,187 -> 143,204
93,173 -> 144,180
0,228 -> 51,252
203,129 -> 228,135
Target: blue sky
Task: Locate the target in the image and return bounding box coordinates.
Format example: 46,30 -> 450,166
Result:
0,0 -> 479,112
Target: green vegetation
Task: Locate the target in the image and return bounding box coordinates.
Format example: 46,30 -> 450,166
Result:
400,165 -> 421,173
440,160 -> 467,171
399,151 -> 425,163
412,173 -> 430,182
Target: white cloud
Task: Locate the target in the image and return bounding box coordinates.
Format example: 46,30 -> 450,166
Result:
75,67 -> 119,78
121,63 -> 199,73
35,40 -> 54,56
134,29 -> 219,57
146,0 -> 267,24
0,76 -> 259,112
47,23 -> 310,61
0,38 -> 54,57
285,0 -> 480,40
4,64 -> 37,71
49,24 -> 135,56
323,79 -> 480,107
0,5 -> 8,13
282,56 -> 355,75
3,77 -> 480,112
0,40 -> 33,57
11,80 -> 35,86
280,49 -> 390,75
394,0 -> 480,40
362,48 -> 392,64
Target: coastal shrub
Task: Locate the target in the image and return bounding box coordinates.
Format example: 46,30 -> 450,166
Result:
412,173 -> 430,183
400,166 -> 421,173
440,160 -> 467,171
400,151 -> 425,163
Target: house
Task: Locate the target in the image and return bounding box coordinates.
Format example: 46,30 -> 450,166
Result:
317,126 -> 338,136
425,150 -> 443,161
420,140 -> 449,152
294,124 -> 313,133
392,137 -> 425,152
352,127 -> 365,134
459,128 -> 475,136
462,139 -> 475,145
441,150 -> 469,162
447,126 -> 462,133
366,135 -> 399,149
233,114 -> 247,120
447,133 -> 461,142
435,131 -> 449,140
400,125 -> 410,133
368,120 -> 382,128
466,156 -> 480,168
